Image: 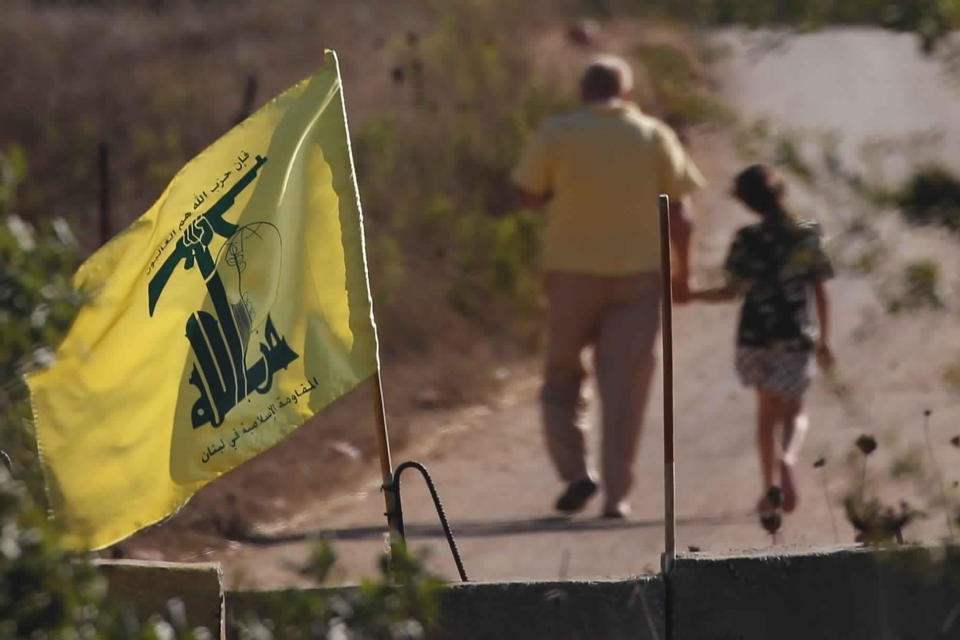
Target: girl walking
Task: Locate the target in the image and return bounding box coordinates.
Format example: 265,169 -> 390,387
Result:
691,165 -> 834,523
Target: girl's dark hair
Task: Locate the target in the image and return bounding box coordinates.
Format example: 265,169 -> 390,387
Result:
733,164 -> 786,215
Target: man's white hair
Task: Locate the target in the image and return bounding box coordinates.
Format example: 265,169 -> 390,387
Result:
587,55 -> 633,95
580,55 -> 633,102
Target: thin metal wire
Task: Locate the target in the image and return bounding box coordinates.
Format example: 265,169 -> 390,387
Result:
386,460 -> 468,582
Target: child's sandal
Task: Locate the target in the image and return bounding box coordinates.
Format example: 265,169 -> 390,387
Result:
758,487 -> 783,534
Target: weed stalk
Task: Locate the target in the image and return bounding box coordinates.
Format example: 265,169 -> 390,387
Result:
860,455 -> 869,502
921,409 -> 955,539
815,458 -> 840,543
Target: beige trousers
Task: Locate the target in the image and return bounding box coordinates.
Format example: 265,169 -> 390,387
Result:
541,271 -> 661,508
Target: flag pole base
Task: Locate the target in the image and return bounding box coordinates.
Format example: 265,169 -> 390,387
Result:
383,460 -> 469,582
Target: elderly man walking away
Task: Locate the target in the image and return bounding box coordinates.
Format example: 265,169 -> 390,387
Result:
512,56 -> 704,518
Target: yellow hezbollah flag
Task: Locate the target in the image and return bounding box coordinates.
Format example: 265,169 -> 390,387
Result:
27,51 -> 378,550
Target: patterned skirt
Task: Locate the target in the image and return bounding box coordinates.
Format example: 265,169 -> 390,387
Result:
735,345 -> 811,401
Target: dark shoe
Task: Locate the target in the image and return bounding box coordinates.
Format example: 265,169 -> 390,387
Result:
555,477 -> 598,513
758,487 -> 783,535
760,510 -> 783,534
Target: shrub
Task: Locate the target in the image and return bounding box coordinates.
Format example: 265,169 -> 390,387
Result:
887,260 -> 943,313
1,147 -> 82,502
0,464 -> 213,638
634,0 -> 959,49
632,43 -> 730,128
896,165 -> 960,233
233,541 -> 443,639
2,458 -> 442,638
351,3 -> 570,343
943,360 -> 960,393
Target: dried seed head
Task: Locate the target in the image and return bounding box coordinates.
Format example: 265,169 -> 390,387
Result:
856,434 -> 878,456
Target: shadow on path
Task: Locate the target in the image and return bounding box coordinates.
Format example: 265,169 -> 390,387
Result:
238,512 -> 752,545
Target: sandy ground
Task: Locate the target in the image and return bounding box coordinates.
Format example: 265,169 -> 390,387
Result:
158,28 -> 960,589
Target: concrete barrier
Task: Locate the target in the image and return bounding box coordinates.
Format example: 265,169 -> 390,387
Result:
669,545 -> 960,640
436,577 -> 665,639
93,559 -> 224,637
224,576 -> 665,640
101,545 -> 960,639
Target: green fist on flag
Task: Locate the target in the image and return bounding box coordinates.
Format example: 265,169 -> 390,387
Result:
27,51 -> 379,550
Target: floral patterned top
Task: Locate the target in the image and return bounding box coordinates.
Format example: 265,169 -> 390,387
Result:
724,217 -> 834,352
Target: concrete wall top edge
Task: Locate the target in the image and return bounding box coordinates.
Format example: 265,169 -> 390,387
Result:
672,542 -> 959,565
224,574 -> 664,598
445,575 -> 663,589
93,558 -> 223,573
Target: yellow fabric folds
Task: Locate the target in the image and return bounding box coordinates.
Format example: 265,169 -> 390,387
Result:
27,51 -> 379,550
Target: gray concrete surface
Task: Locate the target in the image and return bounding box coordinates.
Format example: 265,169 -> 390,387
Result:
436,577 -> 666,640
93,559 -> 223,636
226,577 -> 665,640
107,545 -> 960,639
224,576 -> 665,640
670,545 -> 960,640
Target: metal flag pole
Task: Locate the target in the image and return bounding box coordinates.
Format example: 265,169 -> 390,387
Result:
658,194 -> 677,575
371,371 -> 403,550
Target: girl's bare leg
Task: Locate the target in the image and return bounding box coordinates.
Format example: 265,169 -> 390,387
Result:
757,389 -> 780,512
780,398 -> 807,512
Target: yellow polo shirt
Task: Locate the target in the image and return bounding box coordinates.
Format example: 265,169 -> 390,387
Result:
512,102 -> 705,274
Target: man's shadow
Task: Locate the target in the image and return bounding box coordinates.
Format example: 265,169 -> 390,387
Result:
234,512 -> 751,545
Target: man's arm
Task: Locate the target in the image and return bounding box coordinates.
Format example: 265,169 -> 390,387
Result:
511,122 -> 553,212
669,197 -> 693,302
813,279 -> 834,369
654,118 -> 705,303
689,282 -> 738,302
518,188 -> 552,210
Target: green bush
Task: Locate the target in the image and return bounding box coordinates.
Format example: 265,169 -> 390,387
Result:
1,146 -> 82,502
652,0 -> 955,39
896,165 -> 960,233
2,459 -> 441,638
580,0 -> 959,52
632,43 -> 730,128
943,360 -> 960,393
0,465 -> 213,639
233,542 -> 443,639
352,3 -> 569,343
888,259 -> 943,313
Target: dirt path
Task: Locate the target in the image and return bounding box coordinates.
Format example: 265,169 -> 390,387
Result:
200,28 -> 960,589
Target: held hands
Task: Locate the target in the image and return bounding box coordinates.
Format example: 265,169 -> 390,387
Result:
815,341 -> 835,370
671,274 -> 691,304
682,284 -> 738,303
671,275 -> 739,304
